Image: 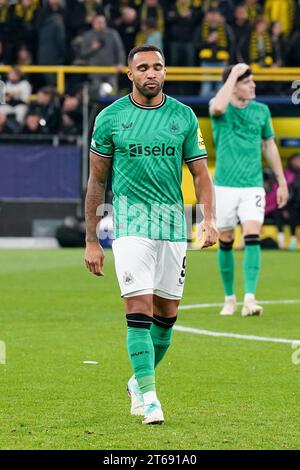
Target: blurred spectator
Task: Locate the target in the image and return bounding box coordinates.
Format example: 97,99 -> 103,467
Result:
16,45 -> 45,91
286,30 -> 300,67
244,0 -> 263,23
0,39 -> 10,64
271,21 -> 286,67
110,0 -> 138,26
135,18 -> 163,49
264,0 -> 295,37
66,0 -> 105,38
27,86 -> 61,133
22,112 -> 44,134
194,9 -> 234,96
166,0 -> 198,66
0,110 -> 18,133
294,0 -> 300,31
0,0 -> 15,62
60,94 -> 83,135
36,0 -> 66,84
139,0 -> 164,34
230,3 -> 251,62
287,154 -> 300,250
16,44 -> 33,65
265,155 -> 300,250
201,0 -> 234,23
116,7 -> 139,55
248,17 -> 273,66
13,0 -> 39,56
1,66 -> 32,124
78,14 -> 125,95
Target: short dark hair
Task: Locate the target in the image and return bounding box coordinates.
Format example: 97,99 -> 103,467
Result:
128,45 -> 165,65
222,64 -> 252,83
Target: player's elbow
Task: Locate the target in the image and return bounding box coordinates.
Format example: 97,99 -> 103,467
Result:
210,105 -> 225,116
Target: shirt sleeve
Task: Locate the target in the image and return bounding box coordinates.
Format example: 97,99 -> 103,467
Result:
262,106 -> 275,140
183,109 -> 207,163
90,112 -> 114,158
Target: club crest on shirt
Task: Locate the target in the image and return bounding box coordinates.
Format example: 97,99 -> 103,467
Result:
169,120 -> 180,134
121,122 -> 133,130
123,272 -> 134,285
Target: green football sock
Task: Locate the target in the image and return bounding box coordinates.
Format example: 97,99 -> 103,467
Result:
218,240 -> 234,296
150,315 -> 177,367
243,235 -> 261,294
126,314 -> 155,393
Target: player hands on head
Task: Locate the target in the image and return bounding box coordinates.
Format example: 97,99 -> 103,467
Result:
210,63 -> 289,317
84,44 -> 218,425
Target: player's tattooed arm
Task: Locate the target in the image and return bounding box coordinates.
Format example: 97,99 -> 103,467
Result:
263,138 -> 289,209
85,153 -> 111,242
84,153 -> 112,276
187,159 -> 218,248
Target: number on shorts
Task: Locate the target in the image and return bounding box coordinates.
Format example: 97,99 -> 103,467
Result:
181,256 -> 186,278
256,195 -> 262,208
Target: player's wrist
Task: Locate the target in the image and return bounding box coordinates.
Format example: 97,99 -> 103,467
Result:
86,239 -> 100,245
204,217 -> 217,224
277,177 -> 287,187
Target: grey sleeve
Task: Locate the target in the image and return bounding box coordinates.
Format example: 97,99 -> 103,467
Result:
80,34 -> 97,60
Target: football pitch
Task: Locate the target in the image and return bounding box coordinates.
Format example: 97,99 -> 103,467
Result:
0,248 -> 299,450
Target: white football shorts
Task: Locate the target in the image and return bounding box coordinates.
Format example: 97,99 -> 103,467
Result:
215,186 -> 266,231
112,236 -> 187,299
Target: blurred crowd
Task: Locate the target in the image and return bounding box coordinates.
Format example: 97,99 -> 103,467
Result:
0,65 -> 83,137
265,154 -> 300,250
0,0 -> 300,89
1,0 -> 300,136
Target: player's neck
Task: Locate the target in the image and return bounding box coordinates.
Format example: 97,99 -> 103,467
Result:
230,96 -> 250,109
131,90 -> 164,107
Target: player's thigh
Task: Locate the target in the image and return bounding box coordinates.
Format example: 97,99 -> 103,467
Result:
238,187 -> 265,229
112,236 -> 156,298
215,186 -> 239,231
153,295 -> 180,318
154,241 -> 187,300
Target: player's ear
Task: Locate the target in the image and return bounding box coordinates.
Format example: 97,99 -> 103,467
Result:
127,68 -> 133,82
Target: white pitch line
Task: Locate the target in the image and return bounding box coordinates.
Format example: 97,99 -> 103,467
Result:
174,325 -> 300,345
179,299 -> 300,311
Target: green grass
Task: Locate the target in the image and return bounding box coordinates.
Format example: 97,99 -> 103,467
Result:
0,249 -> 299,450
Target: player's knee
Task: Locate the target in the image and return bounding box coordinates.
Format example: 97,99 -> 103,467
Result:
244,234 -> 260,246
219,239 -> 234,251
124,295 -> 153,315
219,229 -> 235,244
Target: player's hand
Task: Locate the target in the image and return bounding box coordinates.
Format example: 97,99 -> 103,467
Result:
231,63 -> 250,80
198,219 -> 218,248
277,182 -> 289,209
85,241 -> 105,276
91,40 -> 101,50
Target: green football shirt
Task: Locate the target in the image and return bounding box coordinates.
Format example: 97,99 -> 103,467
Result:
210,100 -> 275,188
91,94 -> 207,241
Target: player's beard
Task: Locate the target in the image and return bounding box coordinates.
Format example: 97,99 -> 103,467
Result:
135,80 -> 164,99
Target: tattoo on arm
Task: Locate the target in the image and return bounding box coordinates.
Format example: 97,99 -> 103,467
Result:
85,154 -> 112,243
